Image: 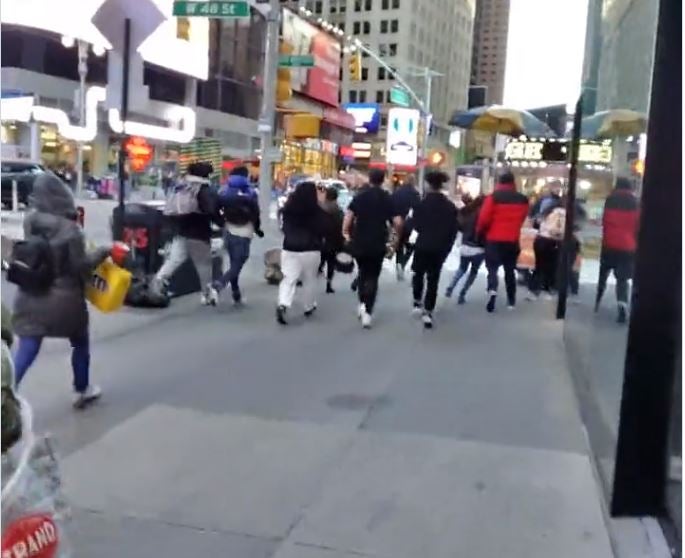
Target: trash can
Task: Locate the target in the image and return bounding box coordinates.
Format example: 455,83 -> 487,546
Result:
111,201 -> 169,275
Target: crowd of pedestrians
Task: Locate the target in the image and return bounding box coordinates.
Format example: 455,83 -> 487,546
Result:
4,161 -> 641,406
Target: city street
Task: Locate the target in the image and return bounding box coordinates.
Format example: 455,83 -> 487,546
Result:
5,220 -> 616,557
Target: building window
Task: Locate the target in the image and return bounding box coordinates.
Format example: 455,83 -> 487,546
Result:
359,90 -> 367,102
353,21 -> 361,34
392,0 -> 399,8
377,67 -> 386,80
365,0 -> 372,9
380,20 -> 388,33
382,0 -> 389,7
340,3 -> 347,11
331,4 -> 337,12
386,90 -> 393,103
378,44 -> 388,57
339,22 -> 345,32
362,50 -> 370,58
381,114 -> 388,127
349,90 -> 358,103
362,67 -> 369,80
389,43 -> 397,56
314,1 -> 323,13
390,19 -> 398,32
376,90 -> 385,103
355,0 -> 361,11
363,21 -> 371,34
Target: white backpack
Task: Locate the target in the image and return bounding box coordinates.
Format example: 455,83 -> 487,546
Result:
541,207 -> 566,240
163,179 -> 204,216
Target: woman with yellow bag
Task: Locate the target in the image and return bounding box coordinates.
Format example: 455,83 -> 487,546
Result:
9,174 -> 112,409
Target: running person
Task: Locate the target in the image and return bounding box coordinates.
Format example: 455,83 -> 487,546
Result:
343,169 -> 402,329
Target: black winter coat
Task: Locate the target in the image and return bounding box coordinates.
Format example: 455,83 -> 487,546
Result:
413,192 -> 459,255
282,204 -> 326,253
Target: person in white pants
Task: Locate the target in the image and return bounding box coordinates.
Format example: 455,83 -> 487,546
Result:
276,181 -> 326,325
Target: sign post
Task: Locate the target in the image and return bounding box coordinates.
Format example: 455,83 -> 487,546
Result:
278,54 -> 315,67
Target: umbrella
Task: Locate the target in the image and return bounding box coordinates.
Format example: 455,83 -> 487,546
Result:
448,105 -> 557,138
574,109 -> 647,139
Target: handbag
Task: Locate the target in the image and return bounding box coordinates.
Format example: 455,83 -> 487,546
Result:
85,258 -> 132,313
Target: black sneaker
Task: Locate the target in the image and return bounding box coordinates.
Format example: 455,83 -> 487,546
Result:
232,289 -> 242,305
486,294 -> 497,313
617,305 -> 627,324
276,305 -> 288,325
457,293 -> 466,305
326,282 -> 335,294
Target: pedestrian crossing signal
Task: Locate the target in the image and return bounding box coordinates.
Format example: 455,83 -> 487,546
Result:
348,52 -> 362,81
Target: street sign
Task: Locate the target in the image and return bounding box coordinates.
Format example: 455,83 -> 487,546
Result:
278,54 -> 315,67
390,86 -> 410,107
172,1 -> 250,17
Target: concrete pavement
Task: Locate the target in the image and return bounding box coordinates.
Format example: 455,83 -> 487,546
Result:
9,246 -> 620,558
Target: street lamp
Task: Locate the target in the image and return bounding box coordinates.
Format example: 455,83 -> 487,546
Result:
61,36 -> 105,197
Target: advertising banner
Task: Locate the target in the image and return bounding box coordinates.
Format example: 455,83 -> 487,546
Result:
343,103 -> 381,134
386,108 -> 420,166
282,8 -> 341,107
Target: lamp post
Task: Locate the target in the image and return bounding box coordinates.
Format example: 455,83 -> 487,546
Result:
61,36 -> 105,197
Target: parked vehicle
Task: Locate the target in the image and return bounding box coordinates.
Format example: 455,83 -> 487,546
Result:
1,161 -> 50,209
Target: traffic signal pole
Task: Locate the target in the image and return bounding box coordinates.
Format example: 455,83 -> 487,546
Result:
257,0 -> 280,229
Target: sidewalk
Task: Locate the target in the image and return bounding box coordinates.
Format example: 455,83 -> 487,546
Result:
13,256 -> 621,558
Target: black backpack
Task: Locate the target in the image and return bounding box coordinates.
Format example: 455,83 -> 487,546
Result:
6,236 -> 55,293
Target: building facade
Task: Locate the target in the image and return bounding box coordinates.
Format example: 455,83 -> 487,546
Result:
470,0 -> 510,105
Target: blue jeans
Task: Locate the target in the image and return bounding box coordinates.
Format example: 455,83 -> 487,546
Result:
14,335 -> 90,393
214,233 -> 251,296
446,253 -> 484,297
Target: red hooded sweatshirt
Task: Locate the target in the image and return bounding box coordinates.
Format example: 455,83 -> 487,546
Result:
476,182 -> 529,243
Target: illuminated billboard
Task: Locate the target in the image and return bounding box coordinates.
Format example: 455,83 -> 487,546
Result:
343,103 -> 381,134
386,108 -> 420,166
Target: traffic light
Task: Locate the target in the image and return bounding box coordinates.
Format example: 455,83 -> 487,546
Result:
348,52 -> 362,81
277,40 -> 293,103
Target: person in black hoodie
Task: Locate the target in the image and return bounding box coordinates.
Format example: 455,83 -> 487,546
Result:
154,161 -> 222,305
391,175 -> 421,280
318,185 -> 345,294
276,181 -> 326,325
411,171 -> 459,328
445,194 -> 485,304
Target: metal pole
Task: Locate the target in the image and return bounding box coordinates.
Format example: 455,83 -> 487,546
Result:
417,67 -> 432,194
115,18 -> 131,241
555,92 -> 583,320
76,40 -> 88,199
257,0 -> 280,231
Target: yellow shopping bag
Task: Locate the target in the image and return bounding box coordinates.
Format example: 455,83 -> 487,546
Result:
85,258 -> 132,313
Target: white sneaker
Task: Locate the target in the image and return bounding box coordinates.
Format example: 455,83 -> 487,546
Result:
396,266 -> 405,281
507,305 -> 515,311
206,286 -> 219,306
543,293 -> 555,301
411,302 -> 423,317
361,311 -> 373,329
73,384 -> 102,409
525,291 -> 538,302
422,311 -> 433,329
357,303 -> 366,320
200,291 -> 209,305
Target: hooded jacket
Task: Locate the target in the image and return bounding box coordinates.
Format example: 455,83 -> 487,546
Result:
219,174 -> 261,232
413,191 -> 459,255
476,183 -> 529,243
12,174 -> 109,338
167,175 -> 222,242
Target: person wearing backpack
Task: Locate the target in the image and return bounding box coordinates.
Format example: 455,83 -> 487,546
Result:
153,161 -> 222,305
10,174 -> 110,408
209,166 -> 263,305
318,185 -> 345,294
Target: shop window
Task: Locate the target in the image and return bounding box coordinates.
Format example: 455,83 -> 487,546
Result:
376,90 -> 384,103
349,90 -> 358,102
359,90 -> 367,102
363,21 -> 371,34
353,21 -> 361,34
380,20 -> 388,33
390,19 -> 399,32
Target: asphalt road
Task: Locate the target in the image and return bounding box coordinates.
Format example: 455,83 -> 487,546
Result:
5,242 -> 616,558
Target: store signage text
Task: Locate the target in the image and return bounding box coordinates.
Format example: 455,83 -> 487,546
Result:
342,103 -> 380,134
172,1 -> 249,17
505,140 -> 613,164
386,108 -> 419,166
0,87 -> 196,144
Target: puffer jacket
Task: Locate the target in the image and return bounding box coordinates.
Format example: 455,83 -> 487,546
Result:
12,174 -> 109,339
476,183 -> 529,243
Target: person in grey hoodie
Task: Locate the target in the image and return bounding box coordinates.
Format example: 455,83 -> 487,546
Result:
12,174 -> 110,408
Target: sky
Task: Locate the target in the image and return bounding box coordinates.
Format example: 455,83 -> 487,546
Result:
503,0 -> 590,110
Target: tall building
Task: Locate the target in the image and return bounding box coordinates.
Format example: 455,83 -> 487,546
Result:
286,0 -> 475,135
470,0 -> 510,105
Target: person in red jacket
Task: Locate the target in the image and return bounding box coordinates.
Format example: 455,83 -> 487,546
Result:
476,171 -> 529,312
594,177 -> 640,323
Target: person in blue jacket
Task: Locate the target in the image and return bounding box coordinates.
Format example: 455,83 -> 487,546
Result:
209,166 -> 263,305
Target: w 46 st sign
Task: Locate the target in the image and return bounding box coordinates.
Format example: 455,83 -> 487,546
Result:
173,1 -> 249,17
